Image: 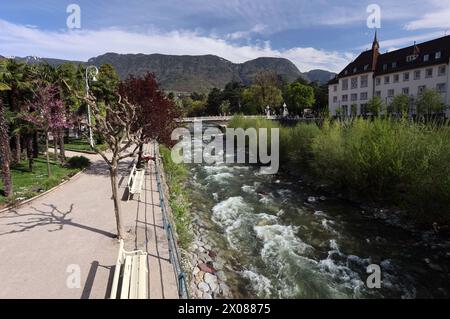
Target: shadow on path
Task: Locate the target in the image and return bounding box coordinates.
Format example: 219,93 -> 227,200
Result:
0,204 -> 116,238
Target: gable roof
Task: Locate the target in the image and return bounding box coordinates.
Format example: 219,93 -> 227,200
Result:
329,34 -> 450,85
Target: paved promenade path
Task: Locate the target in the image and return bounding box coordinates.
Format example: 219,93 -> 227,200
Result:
0,146 -> 178,299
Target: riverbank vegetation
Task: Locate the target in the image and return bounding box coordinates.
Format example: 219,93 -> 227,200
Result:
160,145 -> 193,249
229,115 -> 450,221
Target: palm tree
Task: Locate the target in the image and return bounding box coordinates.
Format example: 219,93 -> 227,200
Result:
0,59 -> 31,164
0,62 -> 13,197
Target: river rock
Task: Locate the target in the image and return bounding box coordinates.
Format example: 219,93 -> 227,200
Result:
219,283 -> 231,297
216,270 -> 227,281
203,292 -> 213,299
213,260 -> 224,271
204,273 -> 218,286
192,266 -> 200,276
198,282 -> 210,293
198,262 -> 215,274
208,251 -> 217,259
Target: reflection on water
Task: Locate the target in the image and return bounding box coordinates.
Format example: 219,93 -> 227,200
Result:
185,124 -> 450,299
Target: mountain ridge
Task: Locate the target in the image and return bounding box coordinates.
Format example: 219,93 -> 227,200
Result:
9,53 -> 335,92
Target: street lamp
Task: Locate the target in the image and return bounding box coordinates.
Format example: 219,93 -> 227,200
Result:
85,65 -> 99,148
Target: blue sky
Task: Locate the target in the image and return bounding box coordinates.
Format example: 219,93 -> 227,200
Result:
1,0 -> 450,72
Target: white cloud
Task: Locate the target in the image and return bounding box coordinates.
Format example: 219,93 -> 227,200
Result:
0,19 -> 352,72
226,24 -> 267,40
404,7 -> 450,30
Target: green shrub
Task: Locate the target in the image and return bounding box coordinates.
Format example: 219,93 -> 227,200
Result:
230,115 -> 450,220
67,156 -> 91,169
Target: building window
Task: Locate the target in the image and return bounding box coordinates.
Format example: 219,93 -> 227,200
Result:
384,76 -> 390,84
414,70 -> 421,80
393,74 -> 400,83
435,51 -> 442,59
364,64 -> 369,71
418,85 -> 426,94
383,64 -> 387,71
360,75 -> 368,88
424,54 -> 429,62
375,91 -> 381,97
438,65 -> 446,76
351,77 -> 358,89
333,96 -> 338,103
344,70 -> 348,75
436,83 -> 446,93
425,68 -> 433,78
388,89 -> 395,97
342,94 -> 348,102
407,55 -> 418,62
351,93 -> 357,101
402,87 -> 410,95
342,79 -> 348,90
392,62 -> 397,68
360,92 -> 368,101
353,67 -> 357,73
334,85 -> 337,92
376,78 -> 381,86
403,72 -> 410,81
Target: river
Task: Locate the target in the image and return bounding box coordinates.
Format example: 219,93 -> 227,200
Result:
184,123 -> 450,299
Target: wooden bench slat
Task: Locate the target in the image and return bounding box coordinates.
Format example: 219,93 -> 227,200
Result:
120,256 -> 133,299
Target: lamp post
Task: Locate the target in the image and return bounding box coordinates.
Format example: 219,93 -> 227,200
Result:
85,65 -> 99,148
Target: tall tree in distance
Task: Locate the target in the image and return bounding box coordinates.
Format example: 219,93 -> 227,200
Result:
0,96 -> 13,197
285,81 -> 316,115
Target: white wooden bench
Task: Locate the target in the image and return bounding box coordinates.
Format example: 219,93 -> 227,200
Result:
110,240 -> 148,299
127,164 -> 145,201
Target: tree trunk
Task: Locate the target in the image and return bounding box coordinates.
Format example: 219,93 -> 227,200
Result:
53,131 -> 58,160
0,103 -> 13,197
12,134 -> 21,164
33,131 -> 39,158
109,164 -> 125,239
26,135 -> 34,172
59,130 -> 66,163
45,132 -> 51,177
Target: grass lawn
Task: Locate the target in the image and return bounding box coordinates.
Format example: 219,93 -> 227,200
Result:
0,156 -> 81,208
64,138 -> 108,153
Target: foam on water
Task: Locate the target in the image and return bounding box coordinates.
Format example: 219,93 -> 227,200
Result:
241,270 -> 273,298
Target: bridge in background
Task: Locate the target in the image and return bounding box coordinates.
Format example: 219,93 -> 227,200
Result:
178,115 -> 317,126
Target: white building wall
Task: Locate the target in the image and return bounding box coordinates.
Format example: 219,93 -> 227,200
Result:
329,72 -> 374,116
329,63 -> 450,116
373,64 -> 449,112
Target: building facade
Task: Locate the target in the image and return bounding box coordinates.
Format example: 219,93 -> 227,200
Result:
328,33 -> 450,117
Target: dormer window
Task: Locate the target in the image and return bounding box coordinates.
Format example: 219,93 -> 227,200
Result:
424,54 -> 429,62
435,51 -> 442,59
353,67 -> 357,73
406,55 -> 418,62
364,64 -> 369,71
392,62 -> 397,68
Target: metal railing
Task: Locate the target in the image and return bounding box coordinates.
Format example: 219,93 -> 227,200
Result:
153,143 -> 189,299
